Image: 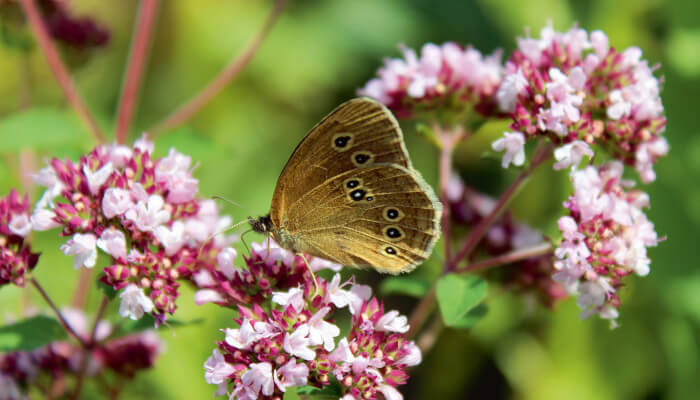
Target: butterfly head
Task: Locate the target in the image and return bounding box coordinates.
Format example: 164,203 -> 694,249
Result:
249,214 -> 274,234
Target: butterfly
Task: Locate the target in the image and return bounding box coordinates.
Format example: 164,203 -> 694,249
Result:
249,98 -> 442,274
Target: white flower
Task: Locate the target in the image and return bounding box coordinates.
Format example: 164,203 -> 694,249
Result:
204,349 -> 235,385
102,188 -> 133,219
492,131 -> 526,168
9,214 -> 31,237
324,274 -> 357,309
635,137 -> 669,183
30,208 -> 60,231
378,384 -> 404,400
241,362 -> 274,397
395,341 -> 422,366
553,140 -> 594,170
154,221 -> 186,256
118,284 -> 154,320
496,68 -> 528,111
224,319 -> 276,350
375,310 -> 409,333
272,287 -> 305,313
133,133 -> 154,154
305,307 -> 340,351
309,257 -> 342,272
60,233 -> 97,269
273,358 -> 308,392
82,162 -> 114,196
194,289 -> 224,305
607,89 -> 631,120
96,229 -> 127,260
125,195 -> 171,232
216,247 -> 238,279
33,166 -> 64,209
283,325 -> 315,361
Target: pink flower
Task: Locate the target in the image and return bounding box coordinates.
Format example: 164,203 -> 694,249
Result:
204,349 -> 235,385
60,233 -> 97,269
216,247 -> 237,279
194,289 -> 225,305
224,319 -> 276,350
635,137 -> 669,183
273,358 -> 308,392
133,133 -> 154,154
492,131 -> 526,168
553,140 -> 594,170
379,384 -> 404,400
240,362 -> 274,396
155,148 -> 198,204
118,284 -> 154,320
395,342 -> 422,367
96,229 -> 127,260
102,188 -> 133,219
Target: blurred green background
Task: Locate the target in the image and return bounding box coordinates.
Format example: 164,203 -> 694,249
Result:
1,0 -> 700,399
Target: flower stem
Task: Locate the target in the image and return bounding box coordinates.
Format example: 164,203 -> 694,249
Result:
406,286 -> 436,340
456,242 -> 553,274
72,268 -> 93,310
148,0 -> 288,136
416,315 -> 443,354
451,142 -> 553,267
72,296 -> 110,400
114,0 -> 160,145
29,277 -> 88,348
18,0 -> 106,144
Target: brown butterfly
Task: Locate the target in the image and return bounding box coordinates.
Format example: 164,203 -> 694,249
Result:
249,98 -> 441,274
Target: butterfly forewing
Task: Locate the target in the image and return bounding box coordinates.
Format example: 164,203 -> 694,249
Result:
282,164 -> 442,274
269,98 -> 410,226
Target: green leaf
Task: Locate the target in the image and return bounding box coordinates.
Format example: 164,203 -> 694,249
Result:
0,107 -> 88,153
380,276 -> 430,298
449,304 -> 488,329
96,277 -> 118,300
436,274 -> 487,328
0,315 -> 68,351
284,387 -> 301,400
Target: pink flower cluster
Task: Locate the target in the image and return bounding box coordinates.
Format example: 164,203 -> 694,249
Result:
493,24 -> 668,180
202,246 -> 420,399
29,135 -> 234,323
0,309 -> 162,398
358,42 -> 503,119
0,190 -> 39,287
192,238 -> 341,308
447,175 -> 566,307
554,162 -> 660,325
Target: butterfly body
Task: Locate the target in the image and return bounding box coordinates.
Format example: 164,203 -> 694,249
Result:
250,98 -> 442,274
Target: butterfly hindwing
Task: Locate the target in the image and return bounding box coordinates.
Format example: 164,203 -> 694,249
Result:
282,164 -> 442,274
269,98 -> 410,226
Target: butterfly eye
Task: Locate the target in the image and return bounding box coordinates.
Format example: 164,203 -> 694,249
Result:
332,133 -> 354,152
383,225 -> 405,242
349,189 -> 366,201
351,151 -> 375,167
383,207 -> 404,222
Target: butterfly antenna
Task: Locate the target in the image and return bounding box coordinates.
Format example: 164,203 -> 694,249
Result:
299,253 -> 320,297
198,219 -> 250,254
212,195 -> 254,215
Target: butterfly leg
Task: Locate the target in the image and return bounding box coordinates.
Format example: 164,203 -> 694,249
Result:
298,253 -> 320,296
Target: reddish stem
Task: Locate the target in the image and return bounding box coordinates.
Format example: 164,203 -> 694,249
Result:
456,242 -> 553,274
149,0 -> 288,136
114,0 -> 160,144
406,286 -> 436,340
451,142 -> 553,267
71,268 -> 93,310
29,277 -> 88,348
72,296 -> 110,400
18,0 -> 106,143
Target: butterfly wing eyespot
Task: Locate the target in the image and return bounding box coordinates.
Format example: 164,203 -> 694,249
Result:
351,150 -> 375,167
382,245 -> 399,256
332,133 -> 355,152
343,177 -> 363,190
383,207 -> 405,222
383,225 -> 405,242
